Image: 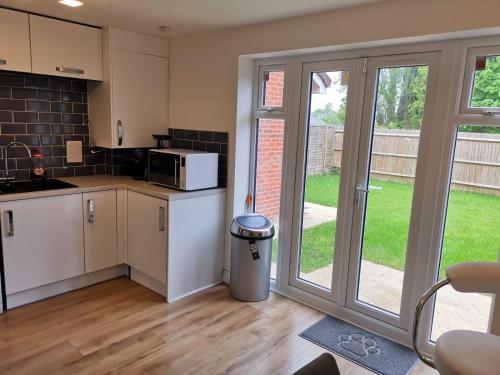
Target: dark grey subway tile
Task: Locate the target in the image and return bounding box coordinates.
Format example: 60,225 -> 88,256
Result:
192,141 -> 207,151
214,131 -> 228,143
27,123 -> 51,134
39,112 -> 62,123
41,135 -> 63,145
51,124 -> 74,134
206,143 -> 221,153
51,102 -> 73,113
12,88 -> 37,100
15,135 -> 40,146
62,113 -> 83,124
178,140 -> 193,149
74,166 -> 94,176
13,112 -> 38,123
52,167 -> 75,177
38,90 -> 61,101
73,103 -> 88,114
62,92 -> 82,103
172,128 -> 186,139
52,146 -> 66,156
0,111 -> 12,122
16,157 -> 34,169
199,131 -> 214,142
0,135 -> 15,146
0,99 -> 25,111
0,74 -> 24,87
221,143 -> 228,155
25,76 -> 50,89
1,123 -> 27,134
0,87 -> 11,98
73,125 -> 89,134
11,169 -> 30,181
186,130 -> 199,140
44,157 -> 64,168
27,100 -> 50,112
95,164 -> 106,175
71,80 -> 87,93
50,79 -> 71,91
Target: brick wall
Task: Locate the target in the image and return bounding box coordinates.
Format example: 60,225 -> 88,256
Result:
254,71 -> 285,221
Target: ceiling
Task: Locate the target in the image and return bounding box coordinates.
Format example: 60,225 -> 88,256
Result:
0,0 -> 382,37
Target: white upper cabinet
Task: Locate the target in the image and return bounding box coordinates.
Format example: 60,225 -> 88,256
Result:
88,27 -> 168,148
29,15 -> 103,80
0,8 -> 31,73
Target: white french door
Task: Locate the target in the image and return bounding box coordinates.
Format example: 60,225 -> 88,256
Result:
288,52 -> 441,332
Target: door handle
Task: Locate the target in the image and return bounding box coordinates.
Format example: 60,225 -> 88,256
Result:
355,186 -> 370,209
0,59 -> 6,66
56,66 -> 84,75
174,159 -> 178,186
7,210 -> 14,236
117,120 -> 123,146
159,207 -> 165,232
87,199 -> 94,223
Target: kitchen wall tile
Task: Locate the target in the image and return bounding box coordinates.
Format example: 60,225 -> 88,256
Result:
14,111 -> 38,123
12,88 -> 37,100
51,102 -> 72,113
27,100 -> 50,112
1,123 -> 27,134
27,123 -> 51,134
0,111 -> 12,122
39,112 -> 62,123
0,87 -> 11,98
0,99 -> 25,111
25,76 -> 50,89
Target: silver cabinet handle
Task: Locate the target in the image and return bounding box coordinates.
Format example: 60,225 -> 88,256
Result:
56,66 -> 84,75
87,199 -> 94,223
7,210 -> 14,236
0,59 -> 6,65
117,120 -> 123,146
159,207 -> 165,232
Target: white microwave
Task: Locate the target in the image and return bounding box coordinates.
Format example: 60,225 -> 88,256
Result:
148,149 -> 219,191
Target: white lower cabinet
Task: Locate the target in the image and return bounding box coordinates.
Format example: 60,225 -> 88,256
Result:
127,191 -> 167,284
83,190 -> 118,273
0,194 -> 84,295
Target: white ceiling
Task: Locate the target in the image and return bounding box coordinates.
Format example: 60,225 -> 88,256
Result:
0,0 -> 382,37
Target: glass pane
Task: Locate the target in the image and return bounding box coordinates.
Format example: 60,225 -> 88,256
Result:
357,65 -> 429,315
254,118 -> 285,279
470,55 -> 500,108
262,71 -> 285,108
431,124 -> 500,341
298,70 -> 349,289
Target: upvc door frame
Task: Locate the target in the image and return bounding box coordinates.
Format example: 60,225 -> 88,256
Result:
288,58 -> 366,303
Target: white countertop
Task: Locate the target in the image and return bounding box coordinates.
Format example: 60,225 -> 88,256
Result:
0,175 -> 225,202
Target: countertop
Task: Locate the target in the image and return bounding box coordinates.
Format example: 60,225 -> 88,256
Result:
0,175 -> 225,202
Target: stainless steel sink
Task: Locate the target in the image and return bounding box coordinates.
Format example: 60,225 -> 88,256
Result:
0,179 -> 77,194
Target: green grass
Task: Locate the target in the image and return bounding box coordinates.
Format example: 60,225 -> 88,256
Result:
291,174 -> 500,278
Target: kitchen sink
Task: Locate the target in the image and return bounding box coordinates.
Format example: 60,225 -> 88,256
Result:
0,179 -> 77,194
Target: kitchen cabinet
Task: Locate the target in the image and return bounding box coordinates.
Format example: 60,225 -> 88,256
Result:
29,15 -> 102,80
0,8 -> 31,73
0,194 -> 84,295
88,27 -> 168,148
127,191 -> 167,284
83,190 -> 118,273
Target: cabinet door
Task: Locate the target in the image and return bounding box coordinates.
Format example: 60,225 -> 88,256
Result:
83,190 -> 118,273
0,194 -> 84,295
111,50 -> 168,148
127,191 -> 167,284
29,15 -> 103,80
0,9 -> 31,73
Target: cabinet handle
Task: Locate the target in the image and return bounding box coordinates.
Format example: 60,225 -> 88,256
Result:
56,66 -> 84,75
159,207 -> 165,232
117,120 -> 123,146
87,199 -> 94,223
0,59 -> 6,66
7,210 -> 14,236
174,159 -> 178,187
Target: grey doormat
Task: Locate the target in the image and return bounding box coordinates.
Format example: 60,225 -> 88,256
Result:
300,316 -> 418,375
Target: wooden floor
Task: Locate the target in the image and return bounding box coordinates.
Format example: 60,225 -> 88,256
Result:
0,277 -> 436,374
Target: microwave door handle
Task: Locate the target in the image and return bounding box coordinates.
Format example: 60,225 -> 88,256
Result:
174,159 -> 178,186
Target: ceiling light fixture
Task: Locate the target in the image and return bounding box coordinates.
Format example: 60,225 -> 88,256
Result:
59,0 -> 84,8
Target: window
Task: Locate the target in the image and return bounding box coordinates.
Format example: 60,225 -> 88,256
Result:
252,64 -> 287,279
461,46 -> 500,114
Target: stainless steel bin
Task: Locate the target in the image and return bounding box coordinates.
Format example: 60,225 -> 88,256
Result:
229,214 -> 275,301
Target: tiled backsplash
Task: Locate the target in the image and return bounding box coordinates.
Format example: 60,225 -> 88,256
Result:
0,71 -> 106,180
168,128 -> 228,187
0,72 -> 229,187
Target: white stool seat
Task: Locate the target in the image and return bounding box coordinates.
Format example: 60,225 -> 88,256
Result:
435,330 -> 500,375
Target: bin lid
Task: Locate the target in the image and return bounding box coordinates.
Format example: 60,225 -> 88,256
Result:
230,214 -> 275,240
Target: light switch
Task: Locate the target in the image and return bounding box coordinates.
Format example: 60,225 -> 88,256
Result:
66,141 -> 83,163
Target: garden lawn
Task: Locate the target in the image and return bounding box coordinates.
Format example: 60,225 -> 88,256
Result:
298,174 -> 500,278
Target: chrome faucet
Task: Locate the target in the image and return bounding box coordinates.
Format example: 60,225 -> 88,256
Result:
1,142 -> 32,182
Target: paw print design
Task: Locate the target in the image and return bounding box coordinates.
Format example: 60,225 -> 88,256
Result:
338,333 -> 381,357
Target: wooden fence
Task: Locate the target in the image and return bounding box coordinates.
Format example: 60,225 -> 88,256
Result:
307,125 -> 500,195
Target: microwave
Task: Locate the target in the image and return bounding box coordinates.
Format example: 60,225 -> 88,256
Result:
148,149 -> 219,191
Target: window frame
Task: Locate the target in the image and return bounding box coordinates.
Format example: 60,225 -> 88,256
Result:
256,64 -> 288,114
459,45 -> 500,115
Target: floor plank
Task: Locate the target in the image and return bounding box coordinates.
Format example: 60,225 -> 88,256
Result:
0,277 -> 437,374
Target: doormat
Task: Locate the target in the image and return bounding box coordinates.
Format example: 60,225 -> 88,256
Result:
300,316 -> 418,375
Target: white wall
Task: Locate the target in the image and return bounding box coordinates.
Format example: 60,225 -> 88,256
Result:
168,0 -> 500,278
